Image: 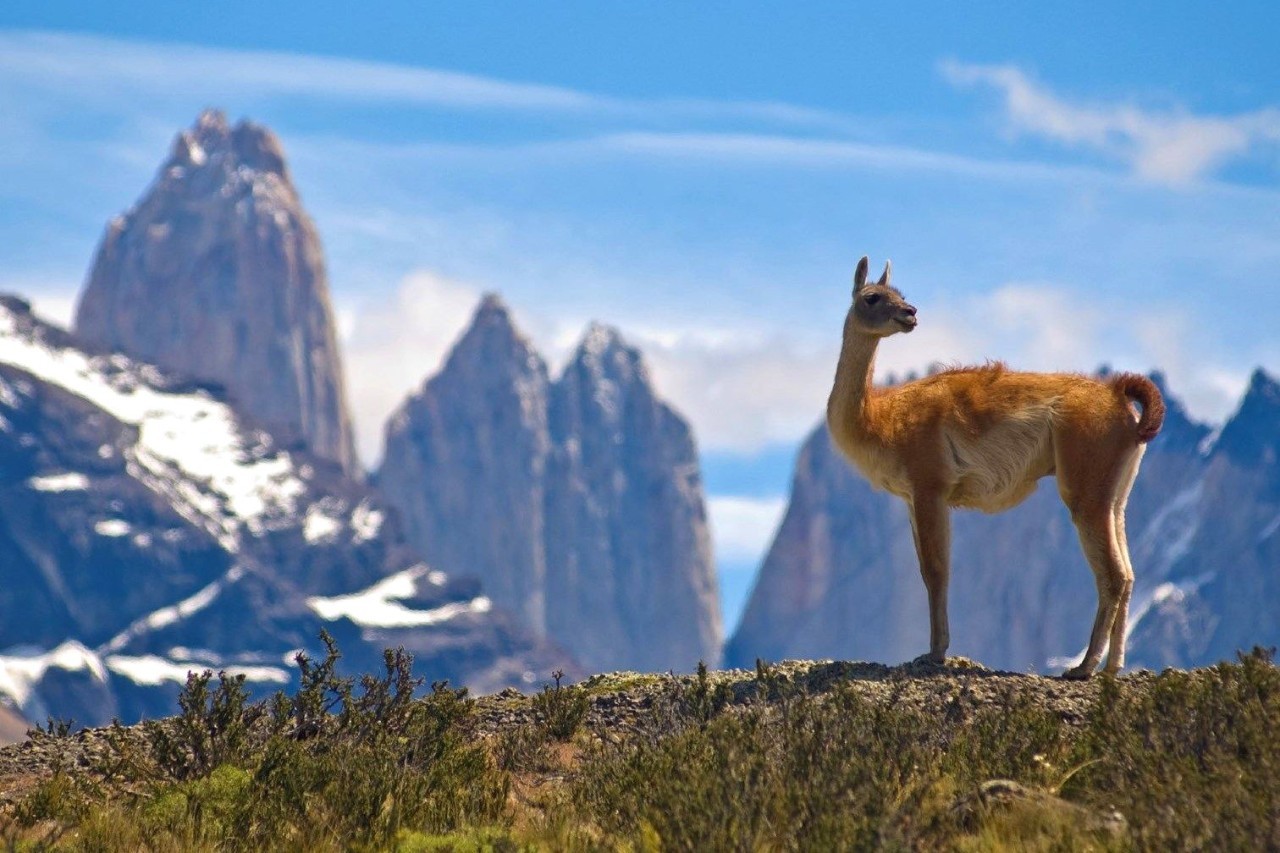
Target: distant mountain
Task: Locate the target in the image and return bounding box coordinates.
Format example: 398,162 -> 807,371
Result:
379,297 -> 721,674
726,370 -> 1280,673
74,110 -> 358,476
0,297 -> 573,727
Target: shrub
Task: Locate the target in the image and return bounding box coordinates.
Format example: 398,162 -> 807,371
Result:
532,670 -> 590,741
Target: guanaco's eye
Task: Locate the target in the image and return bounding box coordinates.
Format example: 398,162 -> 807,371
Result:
863,293 -> 881,305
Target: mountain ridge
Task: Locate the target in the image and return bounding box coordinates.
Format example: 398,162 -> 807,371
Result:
0,296 -> 574,727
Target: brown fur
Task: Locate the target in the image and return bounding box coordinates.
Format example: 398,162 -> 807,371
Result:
826,257 -> 1164,678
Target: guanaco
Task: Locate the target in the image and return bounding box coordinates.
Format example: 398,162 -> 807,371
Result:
826,257 -> 1164,678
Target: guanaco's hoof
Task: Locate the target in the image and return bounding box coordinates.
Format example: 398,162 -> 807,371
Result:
1061,665 -> 1094,681
912,652 -> 946,666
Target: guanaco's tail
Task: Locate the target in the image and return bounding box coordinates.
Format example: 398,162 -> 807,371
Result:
1110,373 -> 1165,443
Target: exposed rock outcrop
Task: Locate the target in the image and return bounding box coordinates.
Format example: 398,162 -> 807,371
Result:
379,299 -> 721,673
74,110 -> 358,475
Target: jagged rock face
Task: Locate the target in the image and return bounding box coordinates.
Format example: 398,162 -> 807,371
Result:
546,325 -> 720,673
74,110 -> 358,476
379,296 -> 552,633
1127,369 -> 1280,667
727,370 -> 1278,673
0,297 -> 573,728
378,302 -> 721,673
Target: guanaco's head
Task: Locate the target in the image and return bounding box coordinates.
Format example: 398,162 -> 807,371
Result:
848,255 -> 917,337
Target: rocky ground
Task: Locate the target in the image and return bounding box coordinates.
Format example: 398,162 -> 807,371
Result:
0,657 -> 1123,808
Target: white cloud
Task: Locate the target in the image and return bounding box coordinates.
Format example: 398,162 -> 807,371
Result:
626,281 -> 1254,456
0,30 -> 855,133
633,326 -> 837,453
942,60 -> 1280,184
707,496 -> 788,563
340,271 -> 484,465
0,30 -> 600,113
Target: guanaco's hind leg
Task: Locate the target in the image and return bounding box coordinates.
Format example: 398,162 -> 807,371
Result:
1057,432 -> 1133,680
1063,508 -> 1128,679
909,492 -> 951,664
1104,447 -> 1144,673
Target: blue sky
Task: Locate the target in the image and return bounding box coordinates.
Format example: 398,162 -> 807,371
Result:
2,4 -> 1278,631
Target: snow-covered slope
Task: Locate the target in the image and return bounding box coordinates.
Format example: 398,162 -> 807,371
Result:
0,295 -> 574,727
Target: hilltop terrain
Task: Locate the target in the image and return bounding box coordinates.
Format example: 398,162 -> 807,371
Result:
1,647 -> 1276,850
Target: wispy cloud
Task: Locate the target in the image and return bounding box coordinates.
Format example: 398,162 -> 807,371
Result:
0,30 -> 856,132
942,59 -> 1280,184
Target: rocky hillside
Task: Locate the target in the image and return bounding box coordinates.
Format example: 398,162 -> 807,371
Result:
379,297 -> 721,674
727,370 -> 1280,673
0,296 -> 573,728
2,651 -> 1277,849
74,110 -> 358,476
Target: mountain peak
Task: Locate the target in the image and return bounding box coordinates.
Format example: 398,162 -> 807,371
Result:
1146,370 -> 1211,455
473,292 -> 515,326
577,321 -> 628,357
165,109 -> 289,181
74,111 -> 358,475
451,294 -> 540,367
1245,367 -> 1280,401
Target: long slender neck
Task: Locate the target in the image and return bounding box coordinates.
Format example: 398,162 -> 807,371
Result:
826,315 -> 881,442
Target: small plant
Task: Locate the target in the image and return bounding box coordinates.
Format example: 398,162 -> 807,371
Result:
661,661 -> 734,730
533,669 -> 590,741
144,669 -> 255,781
30,716 -> 75,739
753,657 -> 797,703
281,628 -> 352,740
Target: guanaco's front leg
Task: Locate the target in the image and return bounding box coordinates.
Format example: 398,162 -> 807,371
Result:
909,491 -> 951,663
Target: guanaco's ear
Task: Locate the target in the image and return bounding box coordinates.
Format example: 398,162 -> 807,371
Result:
853,256 -> 870,291
878,260 -> 892,287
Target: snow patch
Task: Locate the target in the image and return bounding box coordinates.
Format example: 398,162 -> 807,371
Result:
105,655 -> 289,687
0,307 -> 306,551
303,501 -> 344,544
350,501 -> 384,542
306,566 -> 491,628
1132,479 -> 1204,581
1197,427 -> 1222,457
103,566 -> 244,653
94,519 -> 131,537
28,472 -> 89,492
0,641 -> 107,707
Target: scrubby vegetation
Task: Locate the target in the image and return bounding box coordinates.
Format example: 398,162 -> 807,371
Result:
3,641 -> 1278,851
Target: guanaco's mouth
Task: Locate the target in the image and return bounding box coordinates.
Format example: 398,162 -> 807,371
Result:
896,316 -> 918,332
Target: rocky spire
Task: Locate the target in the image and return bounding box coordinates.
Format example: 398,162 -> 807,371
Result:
377,301 -> 722,672
546,323 -> 721,673
1214,368 -> 1280,470
378,295 -> 552,634
74,109 -> 359,475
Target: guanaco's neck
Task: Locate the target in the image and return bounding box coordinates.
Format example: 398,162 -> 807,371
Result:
826,314 -> 882,443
